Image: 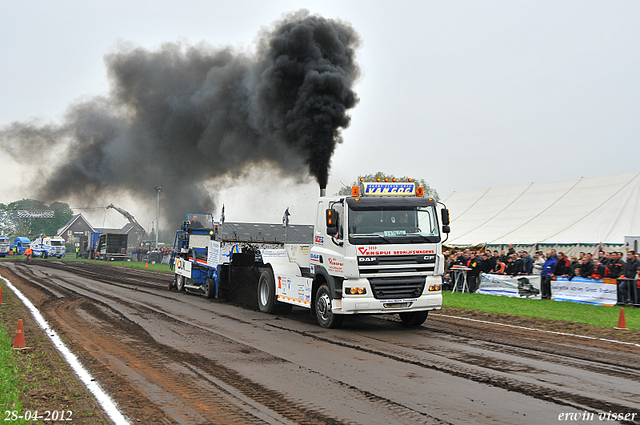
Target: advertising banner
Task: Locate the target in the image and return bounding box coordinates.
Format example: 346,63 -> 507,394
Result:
207,240 -> 221,267
551,277 -> 617,306
477,273 -> 542,299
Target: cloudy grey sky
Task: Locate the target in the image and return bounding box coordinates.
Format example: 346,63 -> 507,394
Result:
1,0 -> 638,230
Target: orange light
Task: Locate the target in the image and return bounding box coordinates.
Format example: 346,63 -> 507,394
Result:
357,287 -> 365,294
392,178 -> 397,182
376,178 -> 381,182
351,186 -> 359,197
360,177 -> 365,182
384,178 -> 389,182
416,187 -> 424,197
408,178 -> 413,182
428,197 -> 434,201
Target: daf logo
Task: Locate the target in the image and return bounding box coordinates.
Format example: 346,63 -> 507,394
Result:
359,257 -> 377,262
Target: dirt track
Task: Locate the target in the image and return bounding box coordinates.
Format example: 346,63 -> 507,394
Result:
2,260 -> 639,425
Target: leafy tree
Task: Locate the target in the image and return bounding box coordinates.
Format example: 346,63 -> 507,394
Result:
336,172 -> 439,200
0,199 -> 73,240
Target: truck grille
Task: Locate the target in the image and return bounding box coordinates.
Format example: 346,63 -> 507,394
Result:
357,254 -> 435,277
368,276 -> 426,299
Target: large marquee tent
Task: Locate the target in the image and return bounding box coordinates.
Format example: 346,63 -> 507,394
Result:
442,172 -> 640,253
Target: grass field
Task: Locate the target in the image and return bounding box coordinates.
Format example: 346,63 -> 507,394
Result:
1,254 -> 173,273
444,292 -> 639,330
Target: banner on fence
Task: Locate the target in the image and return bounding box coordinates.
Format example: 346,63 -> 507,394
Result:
551,277 -> 617,306
477,273 -> 542,299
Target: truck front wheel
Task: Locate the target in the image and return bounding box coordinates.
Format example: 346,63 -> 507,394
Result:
176,275 -> 185,292
315,284 -> 344,328
399,311 -> 428,327
42,251 -> 48,259
257,270 -> 291,314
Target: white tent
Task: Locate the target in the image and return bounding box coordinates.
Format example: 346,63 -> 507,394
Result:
442,172 -> 640,247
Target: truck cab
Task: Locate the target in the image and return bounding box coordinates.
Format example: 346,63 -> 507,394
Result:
12,237 -> 31,255
0,235 -> 10,257
259,179 -> 450,328
31,236 -> 66,258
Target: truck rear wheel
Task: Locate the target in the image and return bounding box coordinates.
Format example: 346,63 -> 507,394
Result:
42,251 -> 48,259
399,311 -> 428,327
176,275 -> 185,292
315,284 -> 344,328
257,269 -> 292,314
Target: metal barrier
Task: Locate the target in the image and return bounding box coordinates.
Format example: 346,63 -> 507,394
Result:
616,278 -> 639,306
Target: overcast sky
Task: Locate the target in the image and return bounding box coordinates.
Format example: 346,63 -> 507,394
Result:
1,0 -> 639,231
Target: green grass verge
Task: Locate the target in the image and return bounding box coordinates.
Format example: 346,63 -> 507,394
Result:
444,292 -> 640,330
1,255 -> 172,273
0,311 -> 26,425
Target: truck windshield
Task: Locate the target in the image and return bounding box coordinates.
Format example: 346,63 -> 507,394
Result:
347,204 -> 440,244
51,240 -> 63,246
187,213 -> 213,229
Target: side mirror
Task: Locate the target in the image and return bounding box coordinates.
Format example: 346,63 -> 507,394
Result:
326,209 -> 338,236
442,225 -> 451,234
441,208 -> 450,226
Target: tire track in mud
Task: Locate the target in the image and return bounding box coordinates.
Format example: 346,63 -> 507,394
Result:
5,261 -> 640,424
264,322 -> 639,416
7,262 -> 435,424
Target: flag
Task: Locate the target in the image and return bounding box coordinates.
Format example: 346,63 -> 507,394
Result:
282,207 -> 290,227
220,204 -> 225,224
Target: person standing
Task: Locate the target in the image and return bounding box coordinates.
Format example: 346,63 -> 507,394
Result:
619,251 -> 639,304
554,252 -> 571,278
532,251 -> 545,276
24,246 -> 33,264
467,253 -> 481,293
540,251 -> 557,300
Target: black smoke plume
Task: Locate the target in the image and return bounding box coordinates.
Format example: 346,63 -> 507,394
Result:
0,10 -> 360,228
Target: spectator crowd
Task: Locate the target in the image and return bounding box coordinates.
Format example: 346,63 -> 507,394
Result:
444,244 -> 640,304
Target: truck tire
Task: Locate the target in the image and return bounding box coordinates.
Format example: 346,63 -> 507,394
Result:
399,311 -> 429,327
257,269 -> 292,314
42,251 -> 48,259
203,278 -> 215,299
176,275 -> 186,292
315,284 -> 344,328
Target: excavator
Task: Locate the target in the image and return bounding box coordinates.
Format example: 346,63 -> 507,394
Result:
106,204 -> 150,246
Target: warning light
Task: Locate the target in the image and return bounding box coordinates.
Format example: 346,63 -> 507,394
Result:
384,178 -> 389,182
417,187 -> 424,197
346,287 -> 367,295
408,178 -> 413,182
376,178 -> 381,182
351,186 -> 359,197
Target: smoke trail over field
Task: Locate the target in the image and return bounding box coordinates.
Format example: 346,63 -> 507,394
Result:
0,10 -> 360,226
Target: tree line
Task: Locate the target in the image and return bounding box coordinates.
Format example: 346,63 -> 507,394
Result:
0,199 -> 73,240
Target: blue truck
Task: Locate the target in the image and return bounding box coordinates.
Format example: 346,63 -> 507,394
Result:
170,213 -> 220,297
12,237 -> 32,255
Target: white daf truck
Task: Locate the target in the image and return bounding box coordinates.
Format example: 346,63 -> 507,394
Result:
256,179 -> 450,327
171,179 -> 450,328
